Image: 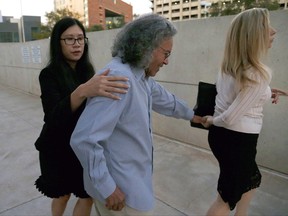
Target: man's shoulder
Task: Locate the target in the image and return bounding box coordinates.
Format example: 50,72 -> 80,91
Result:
99,58 -> 133,77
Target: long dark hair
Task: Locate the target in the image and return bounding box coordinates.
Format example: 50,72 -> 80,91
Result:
47,17 -> 95,84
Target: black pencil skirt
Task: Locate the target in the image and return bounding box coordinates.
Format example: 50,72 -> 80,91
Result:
208,126 -> 261,210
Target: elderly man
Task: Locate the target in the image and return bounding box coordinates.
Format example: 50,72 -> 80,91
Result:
70,13 -> 200,215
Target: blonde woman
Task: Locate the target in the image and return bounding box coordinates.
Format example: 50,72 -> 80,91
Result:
202,8 -> 277,216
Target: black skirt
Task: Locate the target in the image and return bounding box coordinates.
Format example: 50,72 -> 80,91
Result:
208,126 -> 261,210
35,146 -> 90,198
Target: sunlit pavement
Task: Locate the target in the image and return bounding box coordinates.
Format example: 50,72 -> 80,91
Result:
1,84 -> 287,216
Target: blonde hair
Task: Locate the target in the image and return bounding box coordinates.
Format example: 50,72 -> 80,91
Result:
221,8 -> 271,87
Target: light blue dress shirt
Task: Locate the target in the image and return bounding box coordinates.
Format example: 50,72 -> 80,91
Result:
70,57 -> 194,211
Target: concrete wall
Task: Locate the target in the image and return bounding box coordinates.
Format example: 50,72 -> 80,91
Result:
0,10 -> 287,174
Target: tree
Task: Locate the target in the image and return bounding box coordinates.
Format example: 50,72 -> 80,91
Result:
33,8 -> 81,40
86,24 -> 104,32
250,0 -> 279,10
209,0 -> 279,17
45,8 -> 81,32
32,25 -> 51,40
106,16 -> 125,29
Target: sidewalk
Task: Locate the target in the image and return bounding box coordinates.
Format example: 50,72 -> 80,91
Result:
0,84 -> 287,216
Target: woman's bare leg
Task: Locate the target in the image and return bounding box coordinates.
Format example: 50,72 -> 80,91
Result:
234,189 -> 256,216
73,197 -> 93,216
206,194 -> 230,216
52,194 -> 71,216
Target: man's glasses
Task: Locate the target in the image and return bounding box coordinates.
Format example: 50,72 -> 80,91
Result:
60,37 -> 88,45
159,46 -> 171,59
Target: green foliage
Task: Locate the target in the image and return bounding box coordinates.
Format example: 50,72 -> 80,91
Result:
33,8 -> 81,40
33,8 -> 126,38
209,0 -> 280,17
32,25 -> 51,40
106,16 -> 125,29
86,24 -> 104,32
250,0 -> 280,10
45,8 -> 81,33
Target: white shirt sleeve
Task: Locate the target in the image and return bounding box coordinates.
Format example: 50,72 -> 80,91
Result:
213,73 -> 270,128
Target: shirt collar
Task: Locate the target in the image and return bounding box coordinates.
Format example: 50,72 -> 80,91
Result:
131,66 -> 146,81
113,56 -> 146,81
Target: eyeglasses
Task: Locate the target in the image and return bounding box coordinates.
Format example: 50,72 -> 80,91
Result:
60,37 -> 88,45
159,46 -> 171,59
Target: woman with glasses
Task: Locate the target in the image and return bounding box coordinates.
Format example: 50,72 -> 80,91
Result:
34,17 -> 129,216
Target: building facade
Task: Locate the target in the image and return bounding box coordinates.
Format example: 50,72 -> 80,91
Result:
54,0 -> 133,29
0,16 -> 20,42
279,0 -> 288,9
151,0 -> 211,21
86,0 -> 132,29
21,16 -> 41,42
0,14 -> 40,43
54,0 -> 85,21
151,0 -> 288,21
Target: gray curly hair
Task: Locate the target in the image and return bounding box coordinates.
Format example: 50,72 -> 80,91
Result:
111,13 -> 177,69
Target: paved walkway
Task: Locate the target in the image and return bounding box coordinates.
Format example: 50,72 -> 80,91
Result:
0,84 -> 288,216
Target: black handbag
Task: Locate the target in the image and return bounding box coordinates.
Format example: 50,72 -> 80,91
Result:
190,81 -> 217,129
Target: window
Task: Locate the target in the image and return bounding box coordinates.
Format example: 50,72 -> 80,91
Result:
172,1 -> 180,5
0,32 -> 19,42
172,17 -> 180,21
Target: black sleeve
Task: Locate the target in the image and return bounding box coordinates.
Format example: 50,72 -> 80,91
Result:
39,68 -> 83,128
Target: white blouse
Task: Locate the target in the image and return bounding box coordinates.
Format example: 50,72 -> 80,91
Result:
213,67 -> 272,134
